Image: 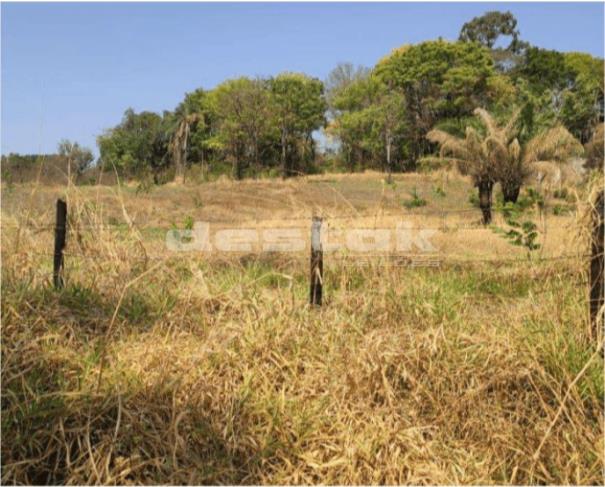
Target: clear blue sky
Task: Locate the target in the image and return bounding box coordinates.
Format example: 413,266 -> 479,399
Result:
2,2 -> 603,157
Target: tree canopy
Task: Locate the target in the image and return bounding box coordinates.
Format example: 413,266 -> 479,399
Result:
458,10 -> 520,50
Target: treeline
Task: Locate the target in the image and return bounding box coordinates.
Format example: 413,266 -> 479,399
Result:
1,141 -> 95,185
6,11 -> 604,184
97,73 -> 326,182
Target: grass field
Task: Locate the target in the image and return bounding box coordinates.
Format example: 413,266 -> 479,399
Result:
1,171 -> 603,484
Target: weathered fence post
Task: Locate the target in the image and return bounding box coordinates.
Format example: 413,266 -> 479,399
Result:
590,189 -> 604,342
53,199 -> 67,289
310,216 -> 323,306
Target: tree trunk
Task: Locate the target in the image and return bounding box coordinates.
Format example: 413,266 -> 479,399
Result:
254,138 -> 261,179
281,129 -> 288,179
385,131 -> 392,184
407,135 -> 420,172
478,180 -> 494,225
173,121 -> 189,184
174,153 -> 185,184
233,158 -> 242,180
502,182 -> 521,204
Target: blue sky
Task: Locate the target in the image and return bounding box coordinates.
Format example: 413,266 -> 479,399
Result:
2,2 -> 603,156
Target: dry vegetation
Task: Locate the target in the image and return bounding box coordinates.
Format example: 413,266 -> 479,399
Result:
1,171 -> 603,484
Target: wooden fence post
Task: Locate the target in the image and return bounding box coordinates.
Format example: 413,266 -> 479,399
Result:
590,189 -> 604,342
53,199 -> 67,289
310,216 -> 323,306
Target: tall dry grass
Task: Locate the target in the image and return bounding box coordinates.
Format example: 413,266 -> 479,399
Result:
1,174 -> 603,484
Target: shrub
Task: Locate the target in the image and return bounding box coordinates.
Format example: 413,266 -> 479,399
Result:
402,187 -> 427,209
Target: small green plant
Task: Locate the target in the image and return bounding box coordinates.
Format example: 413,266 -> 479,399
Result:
468,190 -> 480,208
402,187 -> 427,209
433,185 -> 446,197
184,215 -> 194,231
519,187 -> 545,212
496,187 -> 545,214
493,203 -> 541,257
552,204 -> 573,216
170,216 -> 195,243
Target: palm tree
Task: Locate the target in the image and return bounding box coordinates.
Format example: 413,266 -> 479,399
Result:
427,108 -> 582,224
169,112 -> 201,184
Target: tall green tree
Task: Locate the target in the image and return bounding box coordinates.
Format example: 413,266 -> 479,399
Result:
269,73 -> 326,178
327,74 -> 382,170
459,10 -> 520,50
560,52 -> 604,143
375,40 -> 498,169
97,109 -> 166,177
325,62 -> 371,112
514,48 -> 604,143
176,89 -> 217,176
331,77 -> 407,176
458,10 -> 527,72
210,77 -> 272,179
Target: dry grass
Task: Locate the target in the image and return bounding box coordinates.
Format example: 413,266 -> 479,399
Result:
1,172 -> 603,484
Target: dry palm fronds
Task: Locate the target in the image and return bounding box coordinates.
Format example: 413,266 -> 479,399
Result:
523,125 -> 584,166
584,123 -> 604,172
428,109 -> 584,205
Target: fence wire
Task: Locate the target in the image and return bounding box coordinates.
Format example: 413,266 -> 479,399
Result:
1,202 -> 578,231
17,249 -> 588,267
2,205 -> 587,270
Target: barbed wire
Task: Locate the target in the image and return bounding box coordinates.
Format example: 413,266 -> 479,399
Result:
0,213 -> 569,233
3,203 -> 587,270
18,250 -> 589,266
1,202 -> 579,231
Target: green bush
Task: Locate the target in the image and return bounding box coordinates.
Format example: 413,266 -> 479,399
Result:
402,187 -> 427,209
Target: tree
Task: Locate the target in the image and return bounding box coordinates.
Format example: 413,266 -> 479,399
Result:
459,10 -> 520,50
325,62 -> 370,112
375,40 -> 497,169
493,115 -> 582,202
368,86 -> 407,180
176,89 -> 216,177
57,139 -> 94,182
326,73 -> 382,171
513,48 -> 604,143
427,114 -> 499,224
97,109 -> 166,177
560,53 -> 604,143
458,10 -> 528,72
516,47 -> 572,93
426,108 -> 583,223
168,112 -> 200,184
166,92 -> 209,183
329,79 -> 407,176
210,77 -> 272,179
269,73 -> 326,178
